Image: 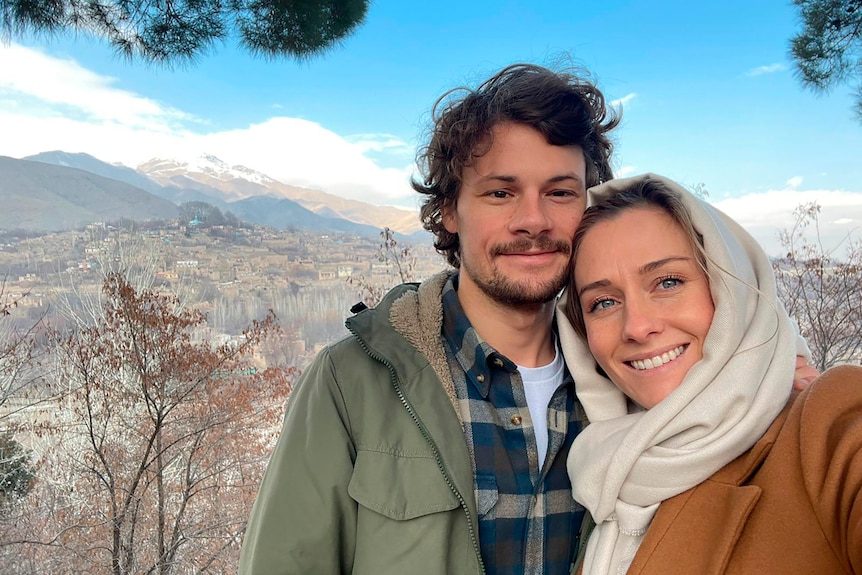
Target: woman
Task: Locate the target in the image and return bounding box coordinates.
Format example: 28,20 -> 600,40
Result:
557,173 -> 862,574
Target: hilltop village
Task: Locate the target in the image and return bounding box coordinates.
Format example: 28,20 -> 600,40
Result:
0,218 -> 447,363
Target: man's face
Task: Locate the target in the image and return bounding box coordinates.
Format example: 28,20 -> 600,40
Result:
442,122 -> 587,308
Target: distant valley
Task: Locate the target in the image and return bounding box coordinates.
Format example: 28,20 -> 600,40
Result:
0,151 -> 424,238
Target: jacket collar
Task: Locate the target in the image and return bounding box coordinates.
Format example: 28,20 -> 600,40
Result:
388,270 -> 459,415
346,270 -> 460,417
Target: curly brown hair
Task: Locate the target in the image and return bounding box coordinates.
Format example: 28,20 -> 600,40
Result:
411,63 -> 620,268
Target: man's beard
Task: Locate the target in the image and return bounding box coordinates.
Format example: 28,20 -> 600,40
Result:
462,236 -> 571,307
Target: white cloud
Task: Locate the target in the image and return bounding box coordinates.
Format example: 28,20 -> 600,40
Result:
0,43 -> 195,131
611,92 -> 637,108
0,43 -> 416,206
786,176 -> 803,188
345,133 -> 412,155
199,118 -> 414,202
745,63 -> 786,77
713,188 -> 862,256
616,165 -> 637,177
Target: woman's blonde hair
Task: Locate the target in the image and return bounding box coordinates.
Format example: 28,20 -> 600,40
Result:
564,176 -> 708,341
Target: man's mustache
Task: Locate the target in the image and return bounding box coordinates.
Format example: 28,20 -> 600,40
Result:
490,236 -> 572,257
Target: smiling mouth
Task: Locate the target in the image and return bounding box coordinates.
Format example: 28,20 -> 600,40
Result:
627,345 -> 686,371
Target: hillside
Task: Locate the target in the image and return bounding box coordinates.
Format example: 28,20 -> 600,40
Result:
0,156 -> 178,231
21,152 -> 424,237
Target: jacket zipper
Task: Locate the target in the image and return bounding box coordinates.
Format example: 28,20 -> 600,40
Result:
347,325 -> 486,574
574,511 -> 595,572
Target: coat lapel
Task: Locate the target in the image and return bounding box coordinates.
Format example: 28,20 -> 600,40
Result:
625,400 -> 794,575
627,481 -> 762,575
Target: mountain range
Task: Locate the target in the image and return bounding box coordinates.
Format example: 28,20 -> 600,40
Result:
0,151 -> 424,237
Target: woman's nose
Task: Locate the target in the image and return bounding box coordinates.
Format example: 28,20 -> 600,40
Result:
621,297 -> 663,342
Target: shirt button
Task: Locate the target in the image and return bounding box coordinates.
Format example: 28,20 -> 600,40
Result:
476,374 -> 485,383
493,358 -> 504,368
511,415 -> 522,426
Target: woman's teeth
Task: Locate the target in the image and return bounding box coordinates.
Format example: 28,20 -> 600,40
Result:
629,345 -> 685,371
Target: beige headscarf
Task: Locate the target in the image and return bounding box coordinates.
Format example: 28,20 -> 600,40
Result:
557,173 -> 806,575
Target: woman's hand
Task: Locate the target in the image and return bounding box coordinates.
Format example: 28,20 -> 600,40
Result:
794,355 -> 820,391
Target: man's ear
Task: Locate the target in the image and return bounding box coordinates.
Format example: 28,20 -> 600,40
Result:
441,201 -> 458,234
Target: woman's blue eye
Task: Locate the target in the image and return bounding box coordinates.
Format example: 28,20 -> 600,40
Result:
660,277 -> 681,289
590,299 -> 615,312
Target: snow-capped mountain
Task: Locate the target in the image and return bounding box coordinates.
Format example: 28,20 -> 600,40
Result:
16,151 -> 424,237
138,154 -> 423,235
139,154 -> 277,188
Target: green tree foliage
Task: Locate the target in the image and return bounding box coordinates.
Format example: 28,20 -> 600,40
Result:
179,201 -> 226,227
790,0 -> 862,119
0,0 -> 370,64
0,431 -> 34,506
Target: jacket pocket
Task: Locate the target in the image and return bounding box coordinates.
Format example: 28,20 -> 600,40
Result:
348,449 -> 460,519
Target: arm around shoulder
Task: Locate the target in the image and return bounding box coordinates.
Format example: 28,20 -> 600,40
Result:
798,365 -> 862,574
239,347 -> 358,575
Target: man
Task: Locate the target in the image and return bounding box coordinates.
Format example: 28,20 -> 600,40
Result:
238,64 -> 814,574
239,63 -> 616,575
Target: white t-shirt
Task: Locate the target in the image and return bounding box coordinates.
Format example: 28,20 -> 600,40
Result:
517,343 -> 565,469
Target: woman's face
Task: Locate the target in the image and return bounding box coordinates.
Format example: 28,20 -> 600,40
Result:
574,206 -> 715,409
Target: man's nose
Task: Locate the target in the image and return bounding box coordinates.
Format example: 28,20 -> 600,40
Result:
509,193 -> 551,236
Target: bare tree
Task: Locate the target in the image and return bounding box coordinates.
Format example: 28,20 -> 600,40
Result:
53,226 -> 196,331
0,281 -> 46,505
0,283 -> 52,573
0,286 -> 45,422
5,272 -> 294,574
774,202 -> 862,370
348,227 -> 417,308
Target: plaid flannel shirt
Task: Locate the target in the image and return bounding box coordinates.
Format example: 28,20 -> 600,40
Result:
441,276 -> 587,575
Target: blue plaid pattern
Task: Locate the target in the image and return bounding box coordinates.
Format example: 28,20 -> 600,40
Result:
441,275 -> 587,575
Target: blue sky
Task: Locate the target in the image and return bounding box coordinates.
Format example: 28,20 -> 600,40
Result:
1,0 -> 861,254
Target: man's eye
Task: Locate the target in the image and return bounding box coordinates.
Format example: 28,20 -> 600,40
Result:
491,190 -> 509,198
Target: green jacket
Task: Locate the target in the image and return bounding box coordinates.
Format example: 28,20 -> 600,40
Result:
239,271 -> 486,574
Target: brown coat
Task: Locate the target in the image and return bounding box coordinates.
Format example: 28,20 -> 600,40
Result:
618,364 -> 862,574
